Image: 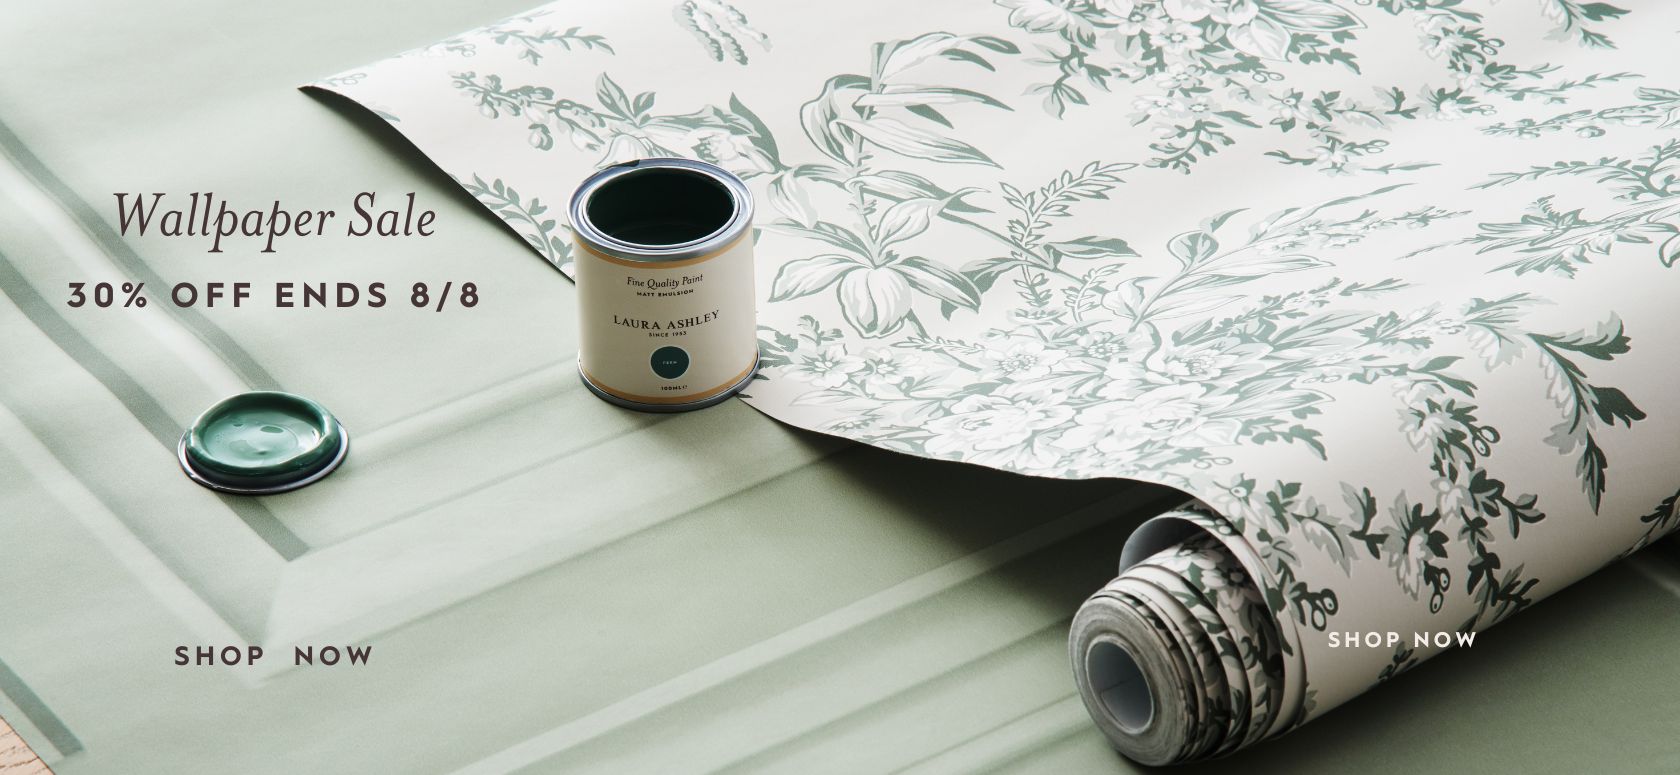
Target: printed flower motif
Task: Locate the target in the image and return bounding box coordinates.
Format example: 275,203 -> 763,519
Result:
979,338 -> 1069,383
924,391 -> 1074,470
596,114 -> 716,165
1386,495 -> 1448,600
527,124 -> 555,150
1269,90 -> 1313,125
1151,21 -> 1208,56
1101,336 -> 1272,395
1058,383 -> 1243,454
1426,315 -> 1467,338
1454,67 -> 1503,95
1428,92 -> 1492,121
600,132 -> 663,164
1390,377 -> 1448,409
1412,10 -> 1452,40
1433,102 -> 1470,121
856,348 -> 929,394
1164,0 -> 1257,25
1154,64 -> 1206,92
690,128 -> 776,175
1401,399 -> 1458,451
1431,475 -> 1472,521
1094,0 -> 1135,17
1475,205 -> 1587,249
1113,4 -> 1162,35
1209,474 -> 1261,519
1277,289 -> 1330,315
1133,94 -> 1189,118
839,267 -> 914,338
1154,339 -> 1266,382
1417,17 -> 1470,61
549,104 -> 609,151
996,0 -> 1090,36
788,346 -> 865,388
1311,144 -> 1354,170
1077,331 -> 1132,362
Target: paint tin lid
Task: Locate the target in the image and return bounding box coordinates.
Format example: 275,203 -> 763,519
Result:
177,391 -> 348,495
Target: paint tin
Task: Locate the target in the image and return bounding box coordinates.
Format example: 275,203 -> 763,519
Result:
569,158 -> 759,412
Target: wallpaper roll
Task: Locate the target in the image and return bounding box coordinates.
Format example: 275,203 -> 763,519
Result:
1072,520 -> 1288,763
307,0 -> 1680,762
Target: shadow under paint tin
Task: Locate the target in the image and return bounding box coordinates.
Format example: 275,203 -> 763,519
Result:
569,158 -> 759,412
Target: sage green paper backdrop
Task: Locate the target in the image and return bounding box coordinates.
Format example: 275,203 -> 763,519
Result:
1,0 -> 1679,773
310,0 -> 1680,761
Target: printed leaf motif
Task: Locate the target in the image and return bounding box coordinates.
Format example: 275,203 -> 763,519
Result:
1661,233 -> 1680,267
1047,236 -> 1136,260
876,32 -> 1017,80
801,76 -> 871,165
1169,231 -> 1218,267
1259,0 -> 1363,32
875,197 -> 946,247
765,172 -> 817,226
856,85 -> 1012,109
595,74 -> 634,119
769,254 -> 860,301
1226,15 -> 1294,62
837,117 -> 998,166
897,256 -> 982,312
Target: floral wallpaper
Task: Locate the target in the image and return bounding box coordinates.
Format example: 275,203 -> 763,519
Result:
309,0 -> 1679,758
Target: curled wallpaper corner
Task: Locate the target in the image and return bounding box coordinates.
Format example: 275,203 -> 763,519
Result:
304,0 -> 1680,761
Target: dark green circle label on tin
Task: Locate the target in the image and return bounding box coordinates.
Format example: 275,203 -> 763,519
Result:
651,346 -> 690,380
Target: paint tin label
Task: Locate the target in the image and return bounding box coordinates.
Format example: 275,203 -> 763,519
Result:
570,159 -> 758,411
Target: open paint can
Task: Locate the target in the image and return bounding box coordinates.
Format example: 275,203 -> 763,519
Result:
568,158 -> 759,412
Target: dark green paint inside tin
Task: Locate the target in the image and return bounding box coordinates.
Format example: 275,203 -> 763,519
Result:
584,167 -> 734,248
183,392 -> 345,491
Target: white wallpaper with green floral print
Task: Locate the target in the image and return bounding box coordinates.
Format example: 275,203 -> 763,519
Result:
308,0 -> 1679,760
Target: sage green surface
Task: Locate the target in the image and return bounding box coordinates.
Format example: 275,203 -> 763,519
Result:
0,2 -> 1676,774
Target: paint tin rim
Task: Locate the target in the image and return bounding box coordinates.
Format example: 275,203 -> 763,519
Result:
567,157 -> 754,263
